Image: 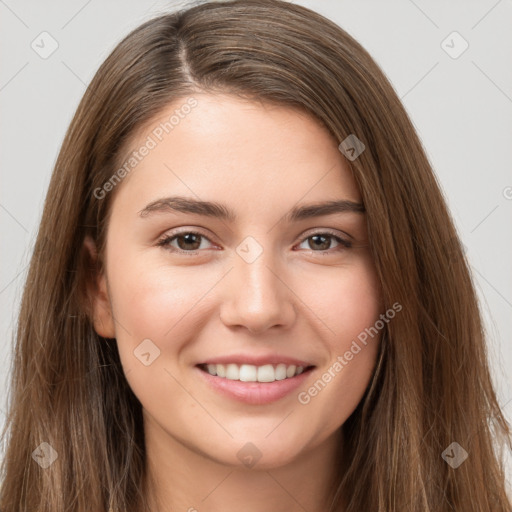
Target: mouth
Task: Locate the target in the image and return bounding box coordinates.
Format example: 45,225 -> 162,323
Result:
195,362 -> 316,405
196,362 -> 316,383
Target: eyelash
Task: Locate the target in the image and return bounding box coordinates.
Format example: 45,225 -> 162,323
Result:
156,229 -> 352,255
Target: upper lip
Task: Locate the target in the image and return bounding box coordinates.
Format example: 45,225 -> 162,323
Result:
197,354 -> 314,367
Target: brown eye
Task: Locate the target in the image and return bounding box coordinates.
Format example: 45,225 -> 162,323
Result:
175,233 -> 202,251
297,232 -> 351,253
307,234 -> 333,251
157,231 -> 213,253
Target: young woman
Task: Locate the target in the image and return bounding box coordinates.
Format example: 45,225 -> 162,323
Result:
1,0 -> 510,511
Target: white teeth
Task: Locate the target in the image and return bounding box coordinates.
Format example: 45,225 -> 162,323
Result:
275,364 -> 287,381
225,363 -> 239,380
202,363 -> 308,382
257,364 -> 275,382
239,364 -> 257,382
286,365 -> 296,378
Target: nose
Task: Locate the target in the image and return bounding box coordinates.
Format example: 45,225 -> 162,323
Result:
219,245 -> 297,334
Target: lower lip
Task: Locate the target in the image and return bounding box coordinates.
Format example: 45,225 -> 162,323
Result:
195,365 -> 314,405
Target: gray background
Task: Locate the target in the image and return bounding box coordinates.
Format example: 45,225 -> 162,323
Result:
1,0 -> 511,490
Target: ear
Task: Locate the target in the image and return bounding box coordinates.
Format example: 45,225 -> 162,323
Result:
83,235 -> 116,339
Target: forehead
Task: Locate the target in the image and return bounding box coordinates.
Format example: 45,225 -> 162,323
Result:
110,93 -> 361,216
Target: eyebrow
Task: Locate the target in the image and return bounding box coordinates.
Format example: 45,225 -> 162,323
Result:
138,196 -> 365,223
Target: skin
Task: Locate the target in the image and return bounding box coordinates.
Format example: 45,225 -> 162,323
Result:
87,92 -> 383,512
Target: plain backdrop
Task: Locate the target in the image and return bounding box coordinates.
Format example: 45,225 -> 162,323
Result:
1,0 -> 511,491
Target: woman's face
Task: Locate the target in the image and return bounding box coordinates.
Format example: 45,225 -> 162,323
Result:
90,92 -> 383,469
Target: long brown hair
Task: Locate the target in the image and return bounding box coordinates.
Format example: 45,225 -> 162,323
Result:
1,1 -> 510,510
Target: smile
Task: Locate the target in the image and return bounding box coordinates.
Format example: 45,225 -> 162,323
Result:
198,363 -> 308,383
195,364 -> 315,405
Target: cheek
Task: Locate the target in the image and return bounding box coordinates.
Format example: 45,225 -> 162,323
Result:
307,253 -> 382,349
105,253 -> 212,409
106,249 -> 212,340
295,255 -> 382,422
